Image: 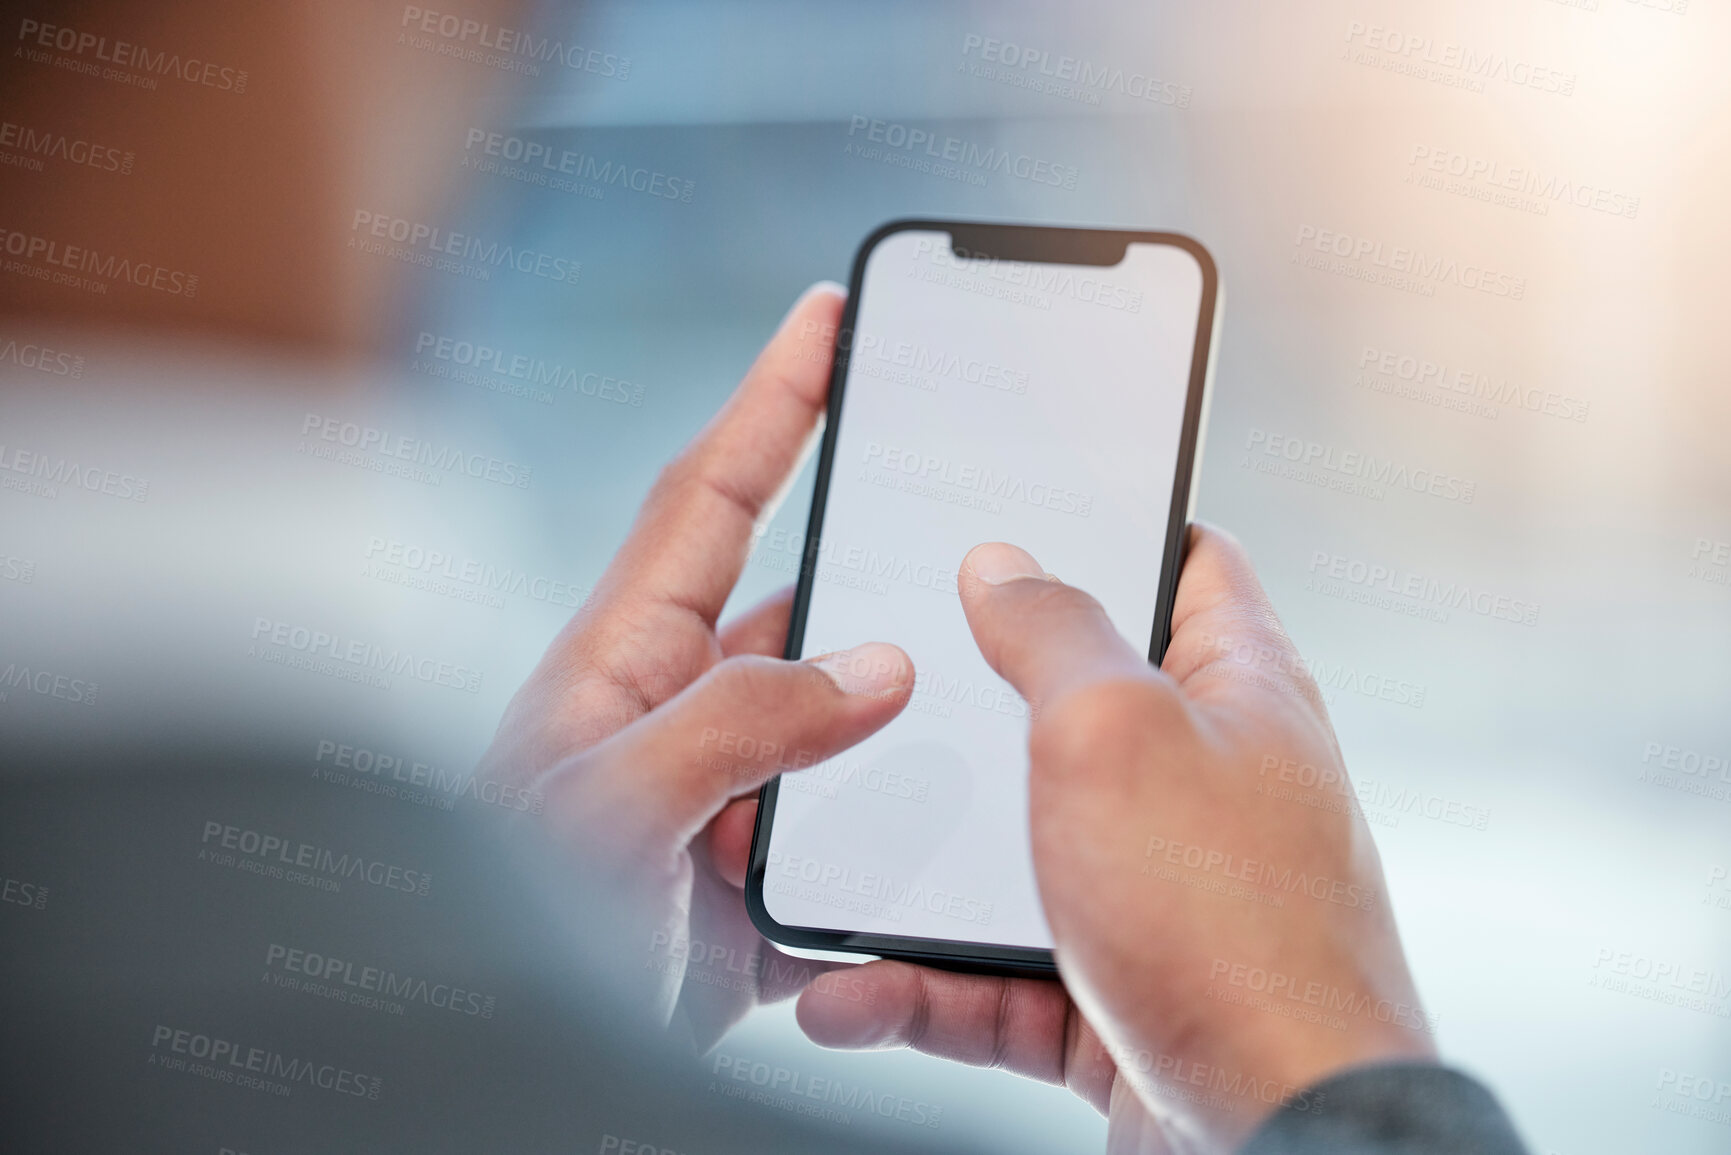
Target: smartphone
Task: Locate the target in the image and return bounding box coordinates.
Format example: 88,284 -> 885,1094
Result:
746,220 -> 1220,975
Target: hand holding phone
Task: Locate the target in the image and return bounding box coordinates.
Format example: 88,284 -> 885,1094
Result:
796,529 -> 1437,1150
479,285 -> 916,1045
483,276 -> 1433,1152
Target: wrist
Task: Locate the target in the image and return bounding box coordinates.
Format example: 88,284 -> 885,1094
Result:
1214,1018 -> 1440,1146
1110,999 -> 1439,1150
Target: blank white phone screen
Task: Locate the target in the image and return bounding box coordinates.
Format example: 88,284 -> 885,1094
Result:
762,229 -> 1207,951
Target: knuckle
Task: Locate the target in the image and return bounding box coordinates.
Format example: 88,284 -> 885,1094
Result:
1029,678 -> 1177,781
995,581 -> 1107,661
648,450 -> 696,500
705,653 -> 796,702
1028,577 -> 1105,618
1193,519 -> 1244,558
703,655 -> 843,727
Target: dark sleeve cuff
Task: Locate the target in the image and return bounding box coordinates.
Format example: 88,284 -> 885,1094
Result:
1239,1062 -> 1530,1155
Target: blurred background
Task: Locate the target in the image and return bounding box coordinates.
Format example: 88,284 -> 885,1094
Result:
2,1 -> 1729,1152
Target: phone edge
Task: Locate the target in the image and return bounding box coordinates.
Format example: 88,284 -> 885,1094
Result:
744,219 -> 1220,978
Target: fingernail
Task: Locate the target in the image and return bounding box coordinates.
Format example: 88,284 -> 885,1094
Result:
801,982 -> 892,1048
967,542 -> 1047,585
813,1008 -> 892,1049
810,642 -> 909,697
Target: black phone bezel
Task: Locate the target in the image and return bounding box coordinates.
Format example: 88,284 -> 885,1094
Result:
744,218 -> 1220,977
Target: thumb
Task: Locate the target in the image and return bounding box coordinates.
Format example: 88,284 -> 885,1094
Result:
541,643 -> 913,853
956,542 -> 1163,716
